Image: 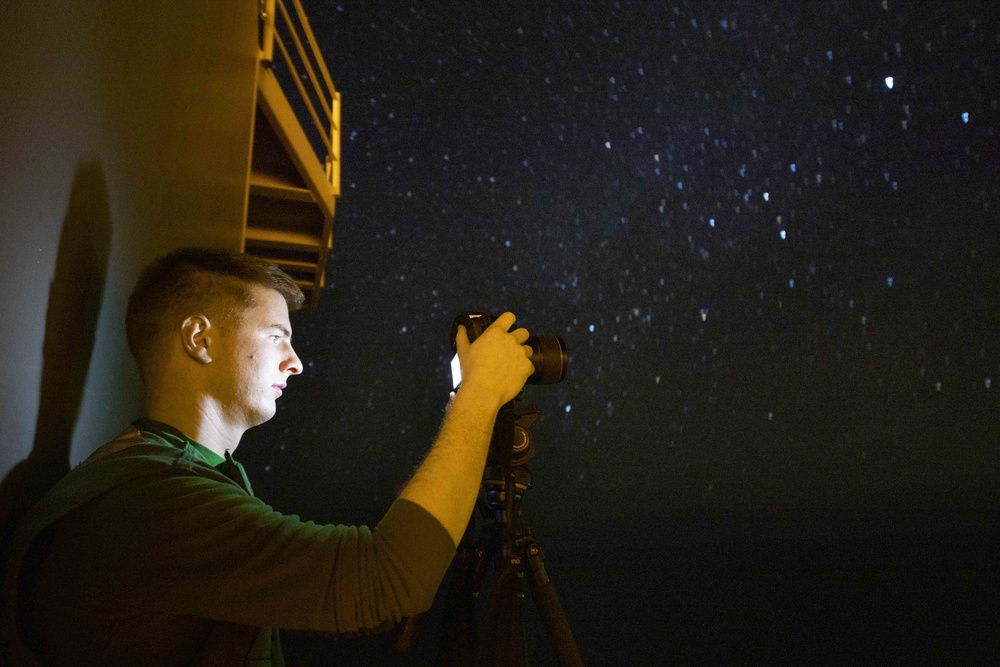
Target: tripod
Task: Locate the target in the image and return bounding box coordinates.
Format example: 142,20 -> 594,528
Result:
436,403 -> 585,667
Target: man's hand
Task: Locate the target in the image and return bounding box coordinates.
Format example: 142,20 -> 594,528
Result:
454,312 -> 535,411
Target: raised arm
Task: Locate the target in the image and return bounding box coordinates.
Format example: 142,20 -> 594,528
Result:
398,312 -> 534,546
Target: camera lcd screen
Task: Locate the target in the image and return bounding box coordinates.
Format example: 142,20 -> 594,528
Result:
451,354 -> 462,389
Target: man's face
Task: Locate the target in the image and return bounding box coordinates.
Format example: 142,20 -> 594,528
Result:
212,285 -> 303,430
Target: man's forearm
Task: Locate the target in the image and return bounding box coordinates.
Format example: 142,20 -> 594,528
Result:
397,386 -> 499,547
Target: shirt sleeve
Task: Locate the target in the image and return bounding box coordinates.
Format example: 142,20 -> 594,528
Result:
46,469 -> 457,635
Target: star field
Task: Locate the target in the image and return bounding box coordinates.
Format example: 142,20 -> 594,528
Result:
239,2 -> 999,663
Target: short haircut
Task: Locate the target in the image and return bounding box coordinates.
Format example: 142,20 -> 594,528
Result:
126,247 -> 304,382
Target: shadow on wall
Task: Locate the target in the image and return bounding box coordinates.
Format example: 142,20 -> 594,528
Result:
0,162 -> 111,558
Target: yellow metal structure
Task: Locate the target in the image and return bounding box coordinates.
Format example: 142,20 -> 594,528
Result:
245,0 -> 341,308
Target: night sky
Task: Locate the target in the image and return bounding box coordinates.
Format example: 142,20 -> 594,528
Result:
239,2 -> 999,664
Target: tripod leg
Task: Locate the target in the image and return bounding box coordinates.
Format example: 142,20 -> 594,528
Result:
437,572 -> 476,666
522,539 -> 585,667
477,559 -> 528,667
437,540 -> 490,667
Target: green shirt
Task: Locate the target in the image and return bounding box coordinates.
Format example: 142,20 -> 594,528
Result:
4,421 -> 456,665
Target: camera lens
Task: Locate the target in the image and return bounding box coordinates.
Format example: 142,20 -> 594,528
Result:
526,335 -> 568,385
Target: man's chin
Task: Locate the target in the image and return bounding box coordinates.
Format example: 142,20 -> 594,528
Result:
249,406 -> 277,428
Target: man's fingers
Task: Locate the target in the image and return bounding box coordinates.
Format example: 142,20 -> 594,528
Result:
490,312 -> 517,332
455,325 -> 470,354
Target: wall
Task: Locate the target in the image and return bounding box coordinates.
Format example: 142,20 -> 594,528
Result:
0,1 -> 260,534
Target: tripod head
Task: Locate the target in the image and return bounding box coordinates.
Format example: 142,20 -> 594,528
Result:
482,399 -> 538,517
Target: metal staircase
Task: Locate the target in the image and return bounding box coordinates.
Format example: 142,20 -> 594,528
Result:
245,0 -> 340,308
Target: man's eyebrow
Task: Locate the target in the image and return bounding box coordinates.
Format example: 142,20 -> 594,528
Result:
269,325 -> 292,338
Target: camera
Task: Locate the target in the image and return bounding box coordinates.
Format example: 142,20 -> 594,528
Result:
450,311 -> 568,389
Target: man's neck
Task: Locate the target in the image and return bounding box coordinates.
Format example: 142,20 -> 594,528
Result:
144,398 -> 243,458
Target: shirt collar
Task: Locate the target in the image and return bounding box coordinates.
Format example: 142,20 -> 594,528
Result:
132,418 -> 225,467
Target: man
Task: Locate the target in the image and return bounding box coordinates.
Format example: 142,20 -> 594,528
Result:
3,248 -> 534,665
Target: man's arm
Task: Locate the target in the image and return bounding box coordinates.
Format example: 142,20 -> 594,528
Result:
398,312 -> 534,546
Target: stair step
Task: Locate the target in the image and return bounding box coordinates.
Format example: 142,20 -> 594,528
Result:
245,192 -> 328,243
249,171 -> 316,203
245,226 -> 326,250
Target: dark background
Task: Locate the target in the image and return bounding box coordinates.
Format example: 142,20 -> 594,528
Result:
239,2 -> 1000,664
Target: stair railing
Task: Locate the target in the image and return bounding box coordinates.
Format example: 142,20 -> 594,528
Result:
259,0 -> 341,196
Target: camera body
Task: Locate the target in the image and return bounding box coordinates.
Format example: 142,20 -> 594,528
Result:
450,311 -> 568,388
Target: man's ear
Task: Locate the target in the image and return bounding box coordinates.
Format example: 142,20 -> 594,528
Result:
180,315 -> 214,364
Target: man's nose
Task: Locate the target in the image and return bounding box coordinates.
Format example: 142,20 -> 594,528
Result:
283,345 -> 303,375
